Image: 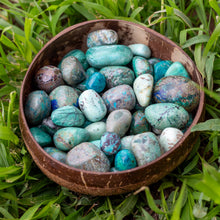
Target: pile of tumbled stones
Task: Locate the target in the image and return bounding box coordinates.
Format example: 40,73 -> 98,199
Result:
25,29 -> 200,172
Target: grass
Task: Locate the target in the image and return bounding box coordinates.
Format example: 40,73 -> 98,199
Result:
0,0 -> 220,219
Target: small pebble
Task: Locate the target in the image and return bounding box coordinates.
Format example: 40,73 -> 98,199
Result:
30,127 -> 52,147
100,132 -> 121,156
40,116 -> 60,136
154,60 -> 172,83
165,61 -> 190,78
121,135 -> 134,150
66,142 -> 110,172
44,147 -> 67,163
128,44 -> 151,58
132,56 -> 153,77
106,109 -> 132,137
85,122 -> 106,141
115,149 -> 137,171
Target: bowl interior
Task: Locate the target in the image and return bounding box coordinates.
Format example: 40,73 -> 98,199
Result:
19,19 -> 205,196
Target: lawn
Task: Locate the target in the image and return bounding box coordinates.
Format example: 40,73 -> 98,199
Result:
0,0 -> 220,219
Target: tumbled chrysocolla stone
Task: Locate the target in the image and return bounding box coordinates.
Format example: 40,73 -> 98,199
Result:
51,106 -> 85,127
35,65 -> 64,93
165,62 -> 190,78
100,66 -> 135,88
181,113 -> 193,133
86,45 -> 133,68
53,127 -> 89,151
148,58 -> 162,66
154,60 -> 172,83
145,103 -> 189,130
60,56 -> 85,86
49,85 -> 79,111
128,44 -> 151,58
121,135 -> 134,151
25,90 -> 51,125
85,67 -> 99,78
153,76 -> 200,112
85,122 -> 106,141
66,142 -> 110,172
132,56 -> 153,77
44,147 -> 67,163
102,85 -> 136,112
40,116 -> 60,136
87,29 -> 118,48
85,72 -> 106,93
30,127 -> 52,147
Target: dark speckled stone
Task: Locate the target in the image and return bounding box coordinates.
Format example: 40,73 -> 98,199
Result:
153,76 -> 200,112
30,127 -> 52,147
25,90 -> 51,125
40,116 -> 60,135
100,132 -> 121,156
35,65 -> 64,93
66,142 -> 110,172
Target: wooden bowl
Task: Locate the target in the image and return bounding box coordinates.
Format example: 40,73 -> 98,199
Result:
19,19 -> 205,196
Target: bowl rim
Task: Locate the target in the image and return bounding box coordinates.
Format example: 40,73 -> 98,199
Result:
19,19 -> 205,176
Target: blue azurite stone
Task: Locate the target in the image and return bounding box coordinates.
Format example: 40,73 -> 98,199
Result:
85,72 -> 106,93
100,132 -> 121,156
115,149 -> 137,171
86,45 -> 133,68
128,44 -> 151,58
44,147 -> 67,163
51,105 -> 85,127
49,85 -> 79,110
132,56 -> 153,77
153,76 -> 200,112
25,90 -> 51,125
165,61 -> 190,78
154,60 -> 172,83
145,103 -> 189,130
30,127 -> 52,147
40,116 -> 60,136
87,29 -> 118,48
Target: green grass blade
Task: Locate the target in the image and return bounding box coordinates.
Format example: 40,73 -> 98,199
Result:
191,119 -> 220,132
0,166 -> 21,176
72,3 -> 96,20
205,52 -> 216,90
0,206 -> 15,219
182,35 -> 210,49
20,203 -> 42,220
209,0 -> 220,16
182,155 -> 200,175
130,7 -> 144,19
173,8 -> 193,28
0,126 -> 19,144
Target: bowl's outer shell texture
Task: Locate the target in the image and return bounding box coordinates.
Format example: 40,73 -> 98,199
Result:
19,19 -> 205,196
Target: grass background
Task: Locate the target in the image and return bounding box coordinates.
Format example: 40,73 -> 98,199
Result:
0,0 -> 220,219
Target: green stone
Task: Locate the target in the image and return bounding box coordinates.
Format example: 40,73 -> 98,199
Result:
165,62 -> 190,78
128,44 -> 151,58
132,56 -> 153,77
85,122 -> 106,141
30,127 -> 52,147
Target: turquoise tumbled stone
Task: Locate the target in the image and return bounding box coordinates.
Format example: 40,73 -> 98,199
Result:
87,29 -> 118,48
44,147 -> 67,163
40,116 -> 60,135
85,72 -> 106,93
153,76 -> 200,112
76,80 -> 87,92
86,67 -> 99,78
86,45 -> 133,68
58,49 -> 89,70
181,113 -> 193,133
128,44 -> 151,58
132,56 -> 153,77
148,58 -> 162,66
85,122 -> 106,141
66,142 -> 110,172
130,111 -> 150,135
165,61 -> 190,78
90,140 -> 101,148
121,135 -> 134,151
30,127 -> 52,147
25,90 -> 51,125
115,149 -> 137,171
53,127 -> 89,151
110,167 -> 118,172
102,85 -> 136,112
49,85 -> 79,110
51,106 -> 85,127
154,60 -> 172,83
100,132 -> 121,156
61,56 -> 85,86
79,89 -> 107,122
145,103 -> 189,130
100,66 -> 135,88
131,132 -> 161,166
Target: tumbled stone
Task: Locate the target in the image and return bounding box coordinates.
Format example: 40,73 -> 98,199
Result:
79,90 -> 107,122
87,29 -> 118,48
131,132 -> 161,166
100,66 -> 135,88
76,80 -> 87,92
60,56 -> 85,86
35,65 -> 64,93
110,167 -> 118,172
121,135 -> 134,151
100,132 -> 121,156
40,116 -> 60,136
128,44 -> 151,58
159,127 -> 183,152
53,127 -> 89,151
154,76 -> 200,112
145,103 -> 189,130
66,142 -> 110,172
25,90 -> 51,125
132,56 -> 153,77
102,85 -> 136,112
44,147 -> 67,163
85,122 -> 106,141
154,60 -> 172,83
85,67 -> 99,78
165,61 -> 190,78
49,85 -> 79,110
51,106 -> 85,127
148,57 -> 162,66
181,113 -> 193,133
130,111 -> 150,135
133,74 -> 153,107
90,140 -> 101,148
30,127 -> 52,147
115,149 -> 137,171
106,109 -> 132,137
86,45 -> 133,68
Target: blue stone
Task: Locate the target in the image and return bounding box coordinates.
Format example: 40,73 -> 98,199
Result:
154,60 -> 172,83
85,67 -> 99,78
85,72 -> 106,93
